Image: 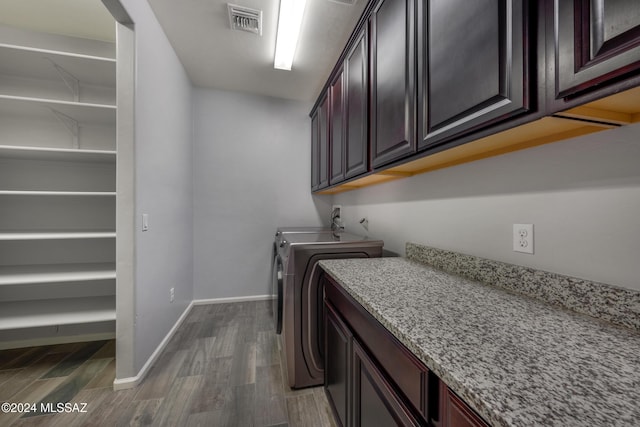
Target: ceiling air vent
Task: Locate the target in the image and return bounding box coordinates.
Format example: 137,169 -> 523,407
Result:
228,3 -> 263,36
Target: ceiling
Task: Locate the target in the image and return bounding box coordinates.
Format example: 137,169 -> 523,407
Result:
0,0 -> 366,102
146,0 -> 367,101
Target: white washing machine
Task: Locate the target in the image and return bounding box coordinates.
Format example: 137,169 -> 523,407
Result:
278,232 -> 384,389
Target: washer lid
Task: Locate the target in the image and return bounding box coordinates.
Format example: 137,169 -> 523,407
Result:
284,231 -> 380,245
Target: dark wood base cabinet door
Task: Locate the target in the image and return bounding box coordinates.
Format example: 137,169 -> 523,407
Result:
352,341 -> 423,427
442,386 -> 490,427
418,0 -> 531,149
552,0 -> 640,100
370,0 -> 416,168
325,303 -> 351,427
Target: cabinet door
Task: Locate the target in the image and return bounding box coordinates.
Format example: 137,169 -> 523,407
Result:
325,302 -> 351,427
311,109 -> 320,191
442,386 -> 489,427
330,70 -> 345,185
318,93 -> 330,189
344,29 -> 369,179
418,0 -> 530,149
352,340 -> 422,427
370,0 -> 416,168
553,0 -> 640,99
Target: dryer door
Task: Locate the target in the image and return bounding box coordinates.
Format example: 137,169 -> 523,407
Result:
273,254 -> 284,334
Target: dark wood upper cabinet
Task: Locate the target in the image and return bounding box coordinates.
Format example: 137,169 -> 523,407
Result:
370,0 -> 416,168
345,29 -> 369,179
418,0 -> 531,149
310,109 -> 319,191
330,70 -> 345,185
318,93 -> 330,190
552,0 -> 640,101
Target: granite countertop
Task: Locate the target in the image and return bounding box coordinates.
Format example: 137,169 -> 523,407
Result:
318,257 -> 640,427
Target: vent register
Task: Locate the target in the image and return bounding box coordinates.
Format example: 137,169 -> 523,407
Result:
228,3 -> 263,35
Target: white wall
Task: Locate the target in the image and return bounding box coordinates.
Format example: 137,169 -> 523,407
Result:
119,0 -> 194,376
193,89 -> 330,299
335,122 -> 640,292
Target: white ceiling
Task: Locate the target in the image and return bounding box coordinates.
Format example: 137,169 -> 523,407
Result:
147,0 -> 367,102
0,0 -> 366,102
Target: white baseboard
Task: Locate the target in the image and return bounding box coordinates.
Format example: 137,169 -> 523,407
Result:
113,301 -> 194,391
193,294 -> 275,305
0,332 -> 116,351
113,295 -> 274,390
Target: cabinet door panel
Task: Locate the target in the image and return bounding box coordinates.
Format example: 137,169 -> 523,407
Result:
370,0 -> 416,168
330,71 -> 345,185
345,30 -> 369,179
352,340 -> 422,427
443,386 -> 490,427
311,110 -> 319,191
419,0 -> 529,148
555,0 -> 640,99
325,302 -> 351,427
318,94 -> 330,189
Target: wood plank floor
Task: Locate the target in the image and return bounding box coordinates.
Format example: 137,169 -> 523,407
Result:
0,301 -> 337,427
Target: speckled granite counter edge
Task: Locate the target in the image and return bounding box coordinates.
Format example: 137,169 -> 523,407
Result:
406,242 -> 640,331
318,261 -> 509,427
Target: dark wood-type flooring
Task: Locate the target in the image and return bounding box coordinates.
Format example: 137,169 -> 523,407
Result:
0,301 -> 336,426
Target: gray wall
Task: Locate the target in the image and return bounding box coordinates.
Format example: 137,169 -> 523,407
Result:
193,88 -> 330,300
334,122 -> 640,292
119,0 -> 194,376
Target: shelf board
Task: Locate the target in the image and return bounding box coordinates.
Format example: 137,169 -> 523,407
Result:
0,263 -> 116,286
0,296 -> 115,330
0,145 -> 116,162
0,94 -> 115,125
0,43 -> 116,88
0,190 -> 116,196
0,231 -> 116,241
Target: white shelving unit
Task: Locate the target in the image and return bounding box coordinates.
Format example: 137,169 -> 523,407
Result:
0,24 -> 116,347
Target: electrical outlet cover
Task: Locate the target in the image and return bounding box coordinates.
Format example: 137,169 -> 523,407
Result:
513,224 -> 534,254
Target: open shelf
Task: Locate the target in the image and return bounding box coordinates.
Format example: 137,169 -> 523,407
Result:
0,94 -> 115,125
0,43 -> 116,88
0,190 -> 116,196
0,263 -> 116,286
0,296 -> 116,330
0,231 -> 116,241
0,145 -> 116,162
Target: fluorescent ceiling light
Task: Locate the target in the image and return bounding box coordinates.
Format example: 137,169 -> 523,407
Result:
274,0 -> 307,70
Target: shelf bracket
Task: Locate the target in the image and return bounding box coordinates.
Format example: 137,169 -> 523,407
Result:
48,108 -> 80,149
47,59 -> 80,102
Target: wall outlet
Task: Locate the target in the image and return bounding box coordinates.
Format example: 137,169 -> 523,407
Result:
170,287 -> 175,302
513,224 -> 534,254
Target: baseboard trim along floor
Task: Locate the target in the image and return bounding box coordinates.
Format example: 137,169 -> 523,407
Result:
193,294 -> 275,305
113,301 -> 195,390
113,294 -> 275,390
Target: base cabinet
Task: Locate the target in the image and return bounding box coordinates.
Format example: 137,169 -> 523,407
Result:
323,273 -> 489,427
353,340 -> 422,427
325,303 -> 352,427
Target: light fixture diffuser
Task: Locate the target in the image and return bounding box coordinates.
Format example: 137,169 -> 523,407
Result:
274,0 -> 307,70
